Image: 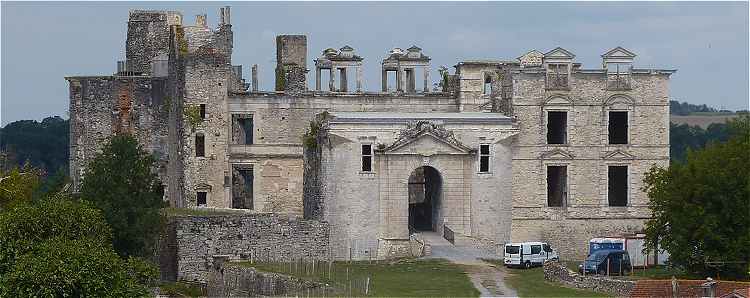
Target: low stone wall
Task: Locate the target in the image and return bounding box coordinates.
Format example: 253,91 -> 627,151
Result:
162,213 -> 330,283
543,260 -> 635,297
207,262 -> 334,297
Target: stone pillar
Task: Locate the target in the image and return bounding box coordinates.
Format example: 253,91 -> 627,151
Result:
251,64 -> 258,92
407,69 -> 416,93
329,68 -> 336,92
356,66 -> 363,92
340,68 -> 347,92
396,67 -> 403,92
315,68 -> 321,91
423,66 -> 430,92
382,69 -> 388,92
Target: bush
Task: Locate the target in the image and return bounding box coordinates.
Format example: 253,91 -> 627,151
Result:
0,199 -> 157,297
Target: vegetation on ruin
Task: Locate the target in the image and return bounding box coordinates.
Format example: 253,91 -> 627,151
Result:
183,104 -> 203,129
302,111 -> 331,149
239,258 -> 479,297
175,25 -> 188,57
643,114 -> 750,280
79,134 -> 166,259
0,168 -> 157,297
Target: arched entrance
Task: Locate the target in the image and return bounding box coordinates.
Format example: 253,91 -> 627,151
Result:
408,166 -> 442,233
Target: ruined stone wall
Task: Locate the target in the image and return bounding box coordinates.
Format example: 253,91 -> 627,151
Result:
456,63 -> 516,112
179,19 -> 234,208
67,76 -> 171,192
544,260 -> 635,296
509,71 -> 671,259
167,214 -> 330,283
68,77 -> 114,190
126,10 -> 181,75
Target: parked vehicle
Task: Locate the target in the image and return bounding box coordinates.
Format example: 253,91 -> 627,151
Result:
504,242 -> 559,268
589,235 -> 670,268
578,249 -> 632,275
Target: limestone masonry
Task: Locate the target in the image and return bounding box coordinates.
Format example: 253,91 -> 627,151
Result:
67,7 -> 674,267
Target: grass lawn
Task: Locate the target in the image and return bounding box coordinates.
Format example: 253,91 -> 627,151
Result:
236,258 -> 480,297
483,260 -> 610,297
158,281 -> 205,297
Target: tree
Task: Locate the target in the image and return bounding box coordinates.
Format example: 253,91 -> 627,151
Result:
644,115 -> 750,279
0,116 -> 69,175
0,198 -> 157,297
0,164 -> 42,210
79,134 -> 165,258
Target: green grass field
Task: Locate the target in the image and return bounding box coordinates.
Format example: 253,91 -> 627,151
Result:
238,258 -> 480,297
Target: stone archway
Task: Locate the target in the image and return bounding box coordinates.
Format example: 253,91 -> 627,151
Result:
408,166 -> 442,233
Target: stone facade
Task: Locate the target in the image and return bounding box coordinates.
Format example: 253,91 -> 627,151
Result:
164,214 -> 330,283
67,7 -> 674,263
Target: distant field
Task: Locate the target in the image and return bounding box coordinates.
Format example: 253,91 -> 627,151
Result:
670,114 -> 738,128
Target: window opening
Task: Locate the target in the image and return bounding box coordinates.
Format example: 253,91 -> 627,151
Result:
361,144 -> 373,172
608,166 -> 628,206
197,192 -> 207,206
232,166 -> 253,209
547,111 -> 567,144
195,134 -> 205,157
199,104 -> 206,119
479,144 -> 491,173
547,165 -> 567,207
483,75 -> 492,95
609,111 -> 628,144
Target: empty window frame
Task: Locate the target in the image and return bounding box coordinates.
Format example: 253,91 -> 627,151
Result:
197,192 -> 207,206
483,75 -> 492,95
199,104 -> 206,119
232,166 -> 253,210
608,166 -> 628,206
609,111 -> 629,144
547,63 -> 569,88
547,165 -> 567,207
479,144 -> 491,173
195,134 -> 205,157
361,144 -> 373,172
547,111 -> 567,144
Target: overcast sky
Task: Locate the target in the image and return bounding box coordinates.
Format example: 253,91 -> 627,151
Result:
1,1 -> 748,126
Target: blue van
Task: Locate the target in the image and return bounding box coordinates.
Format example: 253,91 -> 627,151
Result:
578,249 -> 632,275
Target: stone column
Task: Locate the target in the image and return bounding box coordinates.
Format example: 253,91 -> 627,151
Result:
251,64 -> 258,92
396,67 -> 403,92
340,68 -> 347,92
356,65 -> 363,92
423,66 -> 430,92
315,68 -> 321,91
329,68 -> 336,92
382,69 -> 388,92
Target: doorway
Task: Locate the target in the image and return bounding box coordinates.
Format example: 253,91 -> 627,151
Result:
408,166 -> 442,233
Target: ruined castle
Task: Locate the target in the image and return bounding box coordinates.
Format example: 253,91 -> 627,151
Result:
66,7 -> 673,278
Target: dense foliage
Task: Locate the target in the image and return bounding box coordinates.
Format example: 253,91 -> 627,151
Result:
669,100 -> 733,116
670,122 -> 731,162
79,134 -> 166,258
0,197 -> 157,297
644,115 -> 750,279
0,165 -> 42,210
0,116 -> 69,174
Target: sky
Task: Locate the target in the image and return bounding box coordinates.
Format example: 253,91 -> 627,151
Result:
1,1 -> 748,126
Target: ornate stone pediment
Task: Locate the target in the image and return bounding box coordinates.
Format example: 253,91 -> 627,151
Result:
382,120 -> 473,155
540,148 -> 575,160
603,149 -> 636,160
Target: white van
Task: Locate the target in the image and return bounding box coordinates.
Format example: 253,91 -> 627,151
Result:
503,242 -> 559,268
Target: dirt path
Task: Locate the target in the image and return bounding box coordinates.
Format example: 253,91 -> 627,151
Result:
420,232 -> 518,297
